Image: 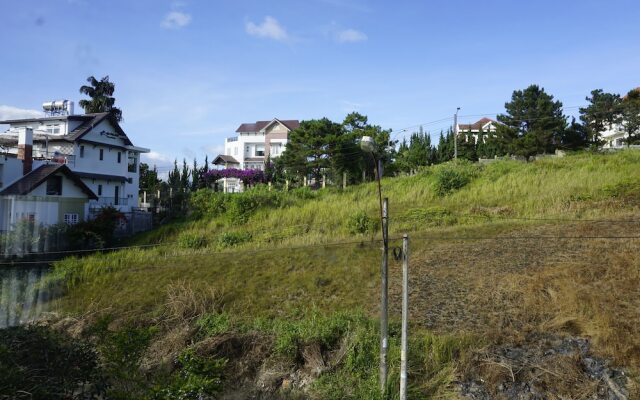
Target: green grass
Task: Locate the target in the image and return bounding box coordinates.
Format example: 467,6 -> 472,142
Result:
44,150 -> 640,398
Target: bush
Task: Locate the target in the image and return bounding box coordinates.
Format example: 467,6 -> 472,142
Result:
189,189 -> 228,219
433,161 -> 478,196
178,232 -> 207,249
347,211 -> 378,235
217,231 -> 251,248
0,325 -> 106,399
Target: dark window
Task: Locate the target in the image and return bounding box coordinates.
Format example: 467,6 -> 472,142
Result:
117,152 -> 121,163
46,176 -> 62,195
80,145 -> 85,158
99,149 -> 104,160
98,184 -> 102,196
114,186 -> 120,205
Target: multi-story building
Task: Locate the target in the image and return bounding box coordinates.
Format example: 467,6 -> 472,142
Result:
0,100 -> 149,231
213,118 -> 299,192
456,117 -> 498,143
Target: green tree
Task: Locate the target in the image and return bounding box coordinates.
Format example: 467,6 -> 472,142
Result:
457,130 -> 478,161
560,117 -> 589,150
496,84 -> 566,159
78,75 -> 123,121
139,163 -> 161,193
579,89 -> 622,146
621,88 -> 640,146
395,127 -> 435,172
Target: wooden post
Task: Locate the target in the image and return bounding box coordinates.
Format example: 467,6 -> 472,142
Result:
285,179 -> 289,191
304,176 -> 307,187
362,170 -> 366,183
268,182 -> 272,191
343,172 -> 347,190
143,191 -> 147,205
322,174 -> 326,189
400,234 -> 409,400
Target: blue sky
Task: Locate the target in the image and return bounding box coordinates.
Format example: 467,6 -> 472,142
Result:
1,0 -> 638,173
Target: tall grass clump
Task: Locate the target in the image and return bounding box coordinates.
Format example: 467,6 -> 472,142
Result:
432,160 -> 480,196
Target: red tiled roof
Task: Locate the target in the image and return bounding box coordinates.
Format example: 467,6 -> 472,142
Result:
458,117 -> 496,131
236,119 -> 300,132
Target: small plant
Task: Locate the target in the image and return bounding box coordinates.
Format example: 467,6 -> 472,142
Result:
347,211 -> 377,235
177,232 -> 207,249
217,231 -> 251,248
195,312 -> 232,336
151,349 -> 226,400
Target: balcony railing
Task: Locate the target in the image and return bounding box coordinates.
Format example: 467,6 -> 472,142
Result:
89,197 -> 129,208
0,146 -> 75,167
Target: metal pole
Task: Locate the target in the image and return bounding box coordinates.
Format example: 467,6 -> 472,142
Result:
453,112 -> 458,160
380,195 -> 389,393
400,234 -> 409,400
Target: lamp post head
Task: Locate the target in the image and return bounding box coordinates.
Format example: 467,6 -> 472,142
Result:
360,136 -> 377,153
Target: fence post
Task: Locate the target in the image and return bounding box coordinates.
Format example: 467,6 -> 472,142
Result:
322,174 -> 326,189
380,197 -> 389,392
343,172 -> 347,190
400,234 -> 409,400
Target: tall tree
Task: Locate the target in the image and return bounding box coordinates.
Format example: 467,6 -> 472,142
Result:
496,84 -> 566,159
579,89 -> 622,146
78,75 -> 123,121
560,117 -> 589,150
620,88 -> 640,146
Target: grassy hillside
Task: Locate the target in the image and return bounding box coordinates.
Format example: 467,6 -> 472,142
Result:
43,150 -> 640,399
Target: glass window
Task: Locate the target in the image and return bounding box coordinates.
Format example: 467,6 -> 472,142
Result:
99,149 -> 104,160
79,145 -> 85,158
117,152 -> 122,163
46,176 -> 62,195
64,213 -> 79,225
98,184 -> 102,196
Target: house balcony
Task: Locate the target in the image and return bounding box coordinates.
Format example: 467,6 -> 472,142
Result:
0,146 -> 75,167
226,136 -> 238,142
89,197 -> 129,209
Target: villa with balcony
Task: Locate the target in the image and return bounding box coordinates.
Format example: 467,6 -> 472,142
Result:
212,118 -> 299,192
0,102 -> 149,231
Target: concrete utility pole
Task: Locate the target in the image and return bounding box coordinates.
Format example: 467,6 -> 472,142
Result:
400,234 -> 409,400
454,107 -> 461,159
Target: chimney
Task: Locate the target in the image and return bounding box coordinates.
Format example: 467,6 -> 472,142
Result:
18,127 -> 33,175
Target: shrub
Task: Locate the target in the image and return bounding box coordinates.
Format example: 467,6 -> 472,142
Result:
188,189 -> 228,219
0,325 -> 106,399
402,207 -> 457,226
178,232 -> 207,249
433,160 -> 478,196
217,231 -> 251,248
347,211 -> 378,235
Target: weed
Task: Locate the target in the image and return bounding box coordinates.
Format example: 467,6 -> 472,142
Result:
177,232 -> 207,249
196,312 -> 232,336
347,210 -> 378,235
217,231 -> 252,248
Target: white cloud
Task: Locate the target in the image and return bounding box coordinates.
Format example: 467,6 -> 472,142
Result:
0,105 -> 42,121
336,28 -> 367,43
245,16 -> 288,41
143,151 -> 171,164
161,11 -> 192,29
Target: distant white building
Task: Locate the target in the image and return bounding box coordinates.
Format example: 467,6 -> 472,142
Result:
600,87 -> 640,149
213,118 -> 299,192
456,117 -> 498,143
0,100 -> 150,231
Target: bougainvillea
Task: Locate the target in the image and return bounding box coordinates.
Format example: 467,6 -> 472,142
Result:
204,168 -> 265,186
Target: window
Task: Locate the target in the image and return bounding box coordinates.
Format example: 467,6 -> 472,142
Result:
79,145 -> 85,158
117,152 -> 122,163
128,153 -> 137,173
255,145 -> 265,157
64,213 -> 79,225
114,186 -> 120,205
46,176 -> 62,195
99,149 -> 104,160
97,184 -> 102,196
234,147 -> 238,155
45,124 -> 60,134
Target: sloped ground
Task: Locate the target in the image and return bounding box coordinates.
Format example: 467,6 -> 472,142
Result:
387,219 -> 640,398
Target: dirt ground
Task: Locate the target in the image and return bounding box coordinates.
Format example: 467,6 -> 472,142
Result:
386,219 -> 640,399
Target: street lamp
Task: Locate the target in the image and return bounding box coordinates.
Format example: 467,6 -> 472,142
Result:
360,136 -> 389,392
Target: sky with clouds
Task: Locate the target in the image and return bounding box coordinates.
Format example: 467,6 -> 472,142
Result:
1,0 -> 639,173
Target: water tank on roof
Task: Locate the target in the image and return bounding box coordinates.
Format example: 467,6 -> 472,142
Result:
42,100 -> 74,116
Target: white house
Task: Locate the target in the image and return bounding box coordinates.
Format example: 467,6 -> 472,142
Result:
0,100 -> 149,231
456,117 -> 498,143
213,118 -> 299,192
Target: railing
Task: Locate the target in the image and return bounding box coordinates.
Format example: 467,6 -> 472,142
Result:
226,137 -> 238,142
0,146 -> 75,167
89,197 -> 129,208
